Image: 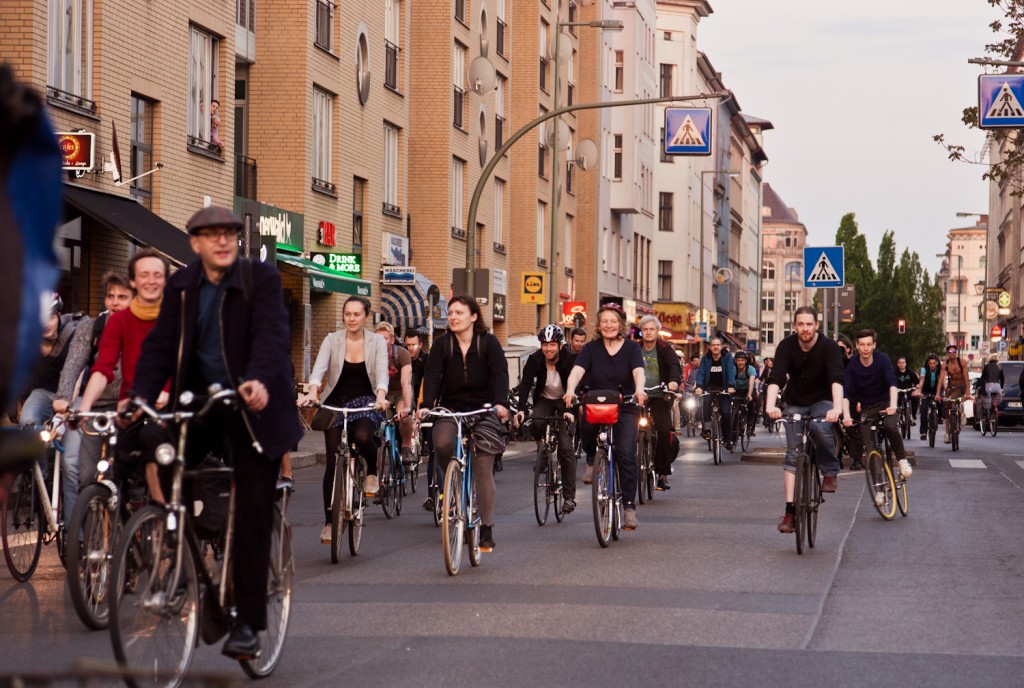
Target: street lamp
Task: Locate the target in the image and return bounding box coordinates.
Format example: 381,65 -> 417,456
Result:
547,18 -> 623,323
699,169 -> 738,346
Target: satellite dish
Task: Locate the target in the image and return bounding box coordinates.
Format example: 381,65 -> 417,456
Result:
574,138 -> 598,171
543,118 -> 571,150
468,56 -> 496,94
549,33 -> 573,61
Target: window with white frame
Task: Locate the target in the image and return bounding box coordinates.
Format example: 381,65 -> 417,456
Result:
383,122 -> 399,215
188,25 -> 220,153
761,291 -> 775,311
601,227 -> 609,272
537,202 -> 546,265
658,260 -> 672,301
612,134 -> 623,180
384,0 -> 400,90
237,0 -> 255,32
564,215 -> 573,272
493,179 -> 505,249
762,262 -> 776,280
496,0 -> 507,57
451,157 -> 465,235
453,42 -> 466,129
658,192 -> 673,231
495,75 -> 506,148
539,21 -> 549,92
48,0 -> 94,110
762,322 -> 775,345
312,87 -> 334,192
613,50 -> 624,92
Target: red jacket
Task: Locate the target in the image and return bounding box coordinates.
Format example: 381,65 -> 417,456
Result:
90,307 -> 158,400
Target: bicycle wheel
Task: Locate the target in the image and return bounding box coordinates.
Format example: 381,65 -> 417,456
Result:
67,482 -> 120,630
740,410 -> 751,452
793,453 -> 806,555
950,412 -> 960,452
636,434 -> 647,505
992,409 -> 999,437
865,450 -> 896,520
644,436 -> 656,502
980,406 -> 989,436
533,449 -> 551,526
711,417 -> 722,466
894,456 -> 909,518
329,451 -> 347,564
552,458 -> 565,523
2,468 -> 43,582
592,448 -> 612,548
240,505 -> 293,679
408,457 -> 418,494
432,479 -> 443,528
806,462 -> 820,549
109,505 -> 198,688
467,483 -> 481,567
379,442 -> 397,519
348,460 -> 366,556
928,408 -> 937,448
441,460 -> 464,575
395,459 -> 404,515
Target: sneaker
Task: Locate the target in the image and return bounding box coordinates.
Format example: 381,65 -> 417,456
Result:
821,476 -> 838,493
701,430 -> 711,440
898,459 -> 913,478
494,456 -> 504,472
479,525 -> 495,551
623,508 -> 639,530
920,433 -> 927,441
943,433 -> 951,444
777,513 -> 795,533
582,464 -> 594,484
276,476 -> 295,492
656,476 -> 670,491
562,498 -> 576,514
422,496 -> 435,511
849,460 -> 863,471
910,418 -> 917,426
320,524 -> 332,544
364,474 -> 379,496
400,447 -> 417,465
874,491 -> 886,506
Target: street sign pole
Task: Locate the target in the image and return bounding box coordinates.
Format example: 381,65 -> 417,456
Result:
823,289 -> 829,338
833,287 -> 839,341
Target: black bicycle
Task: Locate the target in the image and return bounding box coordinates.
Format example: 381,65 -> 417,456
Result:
731,397 -> 755,452
523,415 -> 567,526
700,391 -> 730,465
921,394 -> 939,447
775,415 -> 830,555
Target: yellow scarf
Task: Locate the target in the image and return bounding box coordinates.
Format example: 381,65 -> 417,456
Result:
130,296 -> 162,321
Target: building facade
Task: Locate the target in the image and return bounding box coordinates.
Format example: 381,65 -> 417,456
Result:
759,183 -> 812,359
938,216 -> 988,366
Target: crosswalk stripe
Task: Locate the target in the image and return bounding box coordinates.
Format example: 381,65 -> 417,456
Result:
949,459 -> 986,469
1016,460 -> 1024,471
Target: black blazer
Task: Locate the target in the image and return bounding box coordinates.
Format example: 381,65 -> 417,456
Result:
518,348 -> 576,409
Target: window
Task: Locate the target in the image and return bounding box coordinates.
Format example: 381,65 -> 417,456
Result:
612,134 -> 623,180
784,261 -> 801,282
567,51 -> 575,106
130,95 -> 155,210
660,127 -> 673,163
495,75 -> 506,148
237,0 -> 255,32
493,179 -> 505,251
971,335 -> 981,349
383,123 -> 399,215
384,0 -> 400,90
312,87 -> 334,193
352,177 -> 366,248
537,202 -> 547,266
496,0 -> 507,57
538,108 -> 548,178
565,139 -> 574,194
613,50 -> 624,92
47,0 -> 95,112
539,21 -> 549,92
187,25 -> 220,154
784,291 -> 797,312
761,291 -> 775,311
565,215 -> 573,273
453,42 -> 466,129
762,262 -> 776,280
455,0 -> 465,23
948,306 -> 959,320
762,322 -> 775,345
601,227 -> 609,272
451,157 -> 465,237
315,0 -> 334,51
659,63 -> 673,98
658,192 -> 673,231
658,261 -> 672,301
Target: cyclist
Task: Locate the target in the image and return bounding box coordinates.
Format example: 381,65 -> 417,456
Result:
565,326 -> 587,356
894,356 -> 920,426
131,205 -> 303,661
297,295 -> 390,542
515,325 -> 578,513
977,353 -> 1004,425
732,350 -> 758,441
916,354 -> 941,440
764,307 -> 844,534
563,303 -> 647,530
419,295 -> 508,551
637,315 -> 681,490
404,330 -> 428,404
375,322 -> 416,465
937,344 -> 971,444
840,329 -> 913,483
694,337 -> 735,451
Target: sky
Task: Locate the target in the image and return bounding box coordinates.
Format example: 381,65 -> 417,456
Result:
699,1 -> 1002,277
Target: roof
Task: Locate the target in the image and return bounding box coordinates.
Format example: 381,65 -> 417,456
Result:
742,113 -> 775,131
762,184 -> 803,226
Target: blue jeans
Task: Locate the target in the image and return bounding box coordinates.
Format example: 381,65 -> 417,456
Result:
609,409 -> 640,509
782,400 -> 839,477
19,388 -> 81,523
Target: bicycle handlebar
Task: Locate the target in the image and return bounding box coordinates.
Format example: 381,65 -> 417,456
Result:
130,387 -> 240,425
424,406 -> 496,420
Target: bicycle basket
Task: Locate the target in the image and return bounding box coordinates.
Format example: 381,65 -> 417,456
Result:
583,390 -> 621,425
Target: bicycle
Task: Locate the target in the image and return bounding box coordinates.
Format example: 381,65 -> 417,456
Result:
896,387 -> 915,440
944,396 -> 966,452
424,407 -> 493,576
921,394 -> 939,447
583,391 -> 636,549
978,386 -> 1001,437
731,397 -> 754,453
309,401 -> 378,563
522,415 -> 566,526
636,401 -> 656,505
108,389 -> 293,687
858,411 -> 908,521
376,415 -> 405,519
65,410 -> 148,630
700,391 -> 730,465
680,392 -> 699,437
775,415 -> 830,555
419,420 -> 443,527
2,416 -> 70,581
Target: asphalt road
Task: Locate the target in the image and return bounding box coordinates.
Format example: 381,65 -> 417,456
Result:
3,423 -> 1024,687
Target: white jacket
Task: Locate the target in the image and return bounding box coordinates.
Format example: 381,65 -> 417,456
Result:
309,329 -> 389,401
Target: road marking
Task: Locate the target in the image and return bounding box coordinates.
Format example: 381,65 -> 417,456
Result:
949,459 -> 986,469
1016,460 -> 1024,471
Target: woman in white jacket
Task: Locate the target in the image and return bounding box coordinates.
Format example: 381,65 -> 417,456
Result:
298,296 -> 389,544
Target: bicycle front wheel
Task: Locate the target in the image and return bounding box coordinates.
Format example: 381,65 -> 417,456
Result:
533,449 -> 551,526
467,482 -> 481,567
592,449 -> 612,548
329,451 -> 347,564
241,505 -> 293,679
109,505 -> 198,688
441,460 -> 464,575
711,417 -> 722,466
348,460 -> 366,556
67,482 -> 120,630
894,457 -> 909,518
928,409 -> 937,448
636,434 -> 648,505
865,450 -> 896,520
793,454 -> 806,555
2,468 -> 43,582
379,442 -> 398,519
806,463 -> 821,549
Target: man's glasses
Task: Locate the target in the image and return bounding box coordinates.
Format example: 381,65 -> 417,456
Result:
195,227 -> 240,241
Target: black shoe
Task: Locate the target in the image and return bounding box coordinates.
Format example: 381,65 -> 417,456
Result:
562,498 -> 576,514
701,430 -> 711,440
657,476 -> 670,491
494,457 -> 504,472
222,623 -> 260,660
479,525 -> 495,551
422,497 -> 435,511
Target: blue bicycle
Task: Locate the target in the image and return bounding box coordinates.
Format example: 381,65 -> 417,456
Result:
377,415 -> 406,518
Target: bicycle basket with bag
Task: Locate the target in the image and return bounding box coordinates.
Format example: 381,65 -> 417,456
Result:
583,390 -> 621,425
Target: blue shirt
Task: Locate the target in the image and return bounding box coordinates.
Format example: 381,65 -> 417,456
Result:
193,272 -> 231,388
844,352 -> 897,407
575,339 -> 644,395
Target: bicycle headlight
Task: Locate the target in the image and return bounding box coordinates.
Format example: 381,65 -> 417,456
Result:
639,416 -> 649,427
178,390 -> 194,407
97,459 -> 110,474
155,443 -> 176,466
39,428 -> 52,442
685,398 -> 696,410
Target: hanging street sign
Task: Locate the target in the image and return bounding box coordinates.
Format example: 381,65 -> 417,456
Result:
803,246 -> 845,288
979,74 -> 1024,129
663,107 -> 713,156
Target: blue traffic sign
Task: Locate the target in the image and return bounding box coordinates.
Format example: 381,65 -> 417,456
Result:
664,108 -> 712,156
698,322 -> 709,340
803,246 -> 845,288
979,74 -> 1024,129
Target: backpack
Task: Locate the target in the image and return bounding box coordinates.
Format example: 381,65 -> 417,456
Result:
443,331 -> 489,371
88,310 -> 110,369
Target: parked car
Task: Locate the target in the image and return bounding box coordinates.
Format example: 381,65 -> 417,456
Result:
997,361 -> 1024,426
965,371 -> 981,429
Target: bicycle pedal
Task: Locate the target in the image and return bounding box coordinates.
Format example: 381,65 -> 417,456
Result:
478,545 -> 493,553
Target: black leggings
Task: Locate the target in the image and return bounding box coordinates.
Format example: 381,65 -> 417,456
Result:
321,418 -> 378,524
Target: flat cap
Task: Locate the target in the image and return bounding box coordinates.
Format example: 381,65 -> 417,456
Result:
185,205 -> 243,234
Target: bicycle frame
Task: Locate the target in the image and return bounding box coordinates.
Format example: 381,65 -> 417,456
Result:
34,418 -> 66,538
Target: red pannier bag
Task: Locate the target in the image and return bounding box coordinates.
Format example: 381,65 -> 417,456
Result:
583,389 -> 621,425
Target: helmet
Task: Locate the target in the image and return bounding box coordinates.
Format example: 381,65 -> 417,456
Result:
735,350 -> 748,360
538,324 -> 564,344
48,292 -> 63,317
597,302 -> 626,319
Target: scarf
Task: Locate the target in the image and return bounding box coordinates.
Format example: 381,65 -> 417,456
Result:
130,296 -> 162,321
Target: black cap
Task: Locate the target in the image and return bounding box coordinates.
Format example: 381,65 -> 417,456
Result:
185,205 -> 243,235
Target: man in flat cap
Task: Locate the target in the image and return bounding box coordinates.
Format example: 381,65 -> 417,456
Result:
132,205 -> 302,660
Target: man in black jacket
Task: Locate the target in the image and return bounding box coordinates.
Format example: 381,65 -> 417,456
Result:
638,315 -> 682,489
515,325 -> 578,512
132,205 -> 302,661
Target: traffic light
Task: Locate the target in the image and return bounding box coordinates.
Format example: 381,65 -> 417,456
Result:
897,318 -> 906,335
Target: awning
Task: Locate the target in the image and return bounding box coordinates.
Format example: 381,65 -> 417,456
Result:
277,253 -> 372,297
720,331 -> 746,352
381,273 -> 448,330
63,184 -> 194,265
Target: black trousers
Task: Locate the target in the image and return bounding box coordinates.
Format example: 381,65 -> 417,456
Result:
648,396 -> 676,475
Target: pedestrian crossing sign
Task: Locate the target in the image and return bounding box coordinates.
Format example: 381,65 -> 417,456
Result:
979,74 -> 1024,128
664,107 -> 713,156
803,246 -> 845,287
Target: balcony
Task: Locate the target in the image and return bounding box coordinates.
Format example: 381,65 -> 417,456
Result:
234,154 -> 257,200
384,40 -> 398,90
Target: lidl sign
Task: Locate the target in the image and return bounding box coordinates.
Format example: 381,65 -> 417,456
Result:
521,271 -> 546,304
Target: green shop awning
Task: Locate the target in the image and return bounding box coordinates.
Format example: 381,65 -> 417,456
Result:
277,253 -> 371,297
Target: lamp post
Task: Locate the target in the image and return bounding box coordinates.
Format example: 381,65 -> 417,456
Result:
699,169 -> 737,347
547,18 -> 623,324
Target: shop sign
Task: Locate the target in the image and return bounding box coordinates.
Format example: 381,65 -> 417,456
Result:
318,221 -> 336,247
493,294 -> 506,321
383,232 -> 409,266
57,132 -> 95,171
311,252 -> 362,276
382,265 -> 416,285
521,272 -> 546,304
561,301 -> 586,327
